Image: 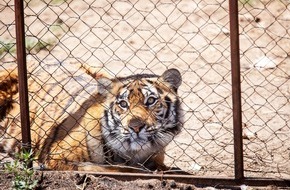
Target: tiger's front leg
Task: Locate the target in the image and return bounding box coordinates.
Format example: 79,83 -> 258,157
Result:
77,162 -> 150,173
42,153 -> 152,173
141,151 -> 168,171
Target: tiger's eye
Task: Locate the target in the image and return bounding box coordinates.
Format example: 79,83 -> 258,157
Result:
119,100 -> 128,109
146,97 -> 157,106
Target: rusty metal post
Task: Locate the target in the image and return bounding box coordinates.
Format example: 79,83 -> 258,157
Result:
14,0 -> 32,166
229,0 -> 244,180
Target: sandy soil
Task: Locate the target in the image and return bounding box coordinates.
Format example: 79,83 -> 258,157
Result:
0,0 -> 289,188
0,171 -> 201,190
0,170 -> 282,190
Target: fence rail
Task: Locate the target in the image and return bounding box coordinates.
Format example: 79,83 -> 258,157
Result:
1,0 -> 290,187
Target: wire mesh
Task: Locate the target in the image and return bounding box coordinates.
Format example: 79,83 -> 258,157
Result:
0,0 -> 289,180
238,0 -> 290,179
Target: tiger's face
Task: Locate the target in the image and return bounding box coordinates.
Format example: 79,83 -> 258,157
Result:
100,69 -> 182,164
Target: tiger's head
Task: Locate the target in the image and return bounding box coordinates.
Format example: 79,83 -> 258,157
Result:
98,69 -> 182,164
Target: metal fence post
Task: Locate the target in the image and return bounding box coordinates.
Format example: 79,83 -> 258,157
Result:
14,0 -> 32,166
229,0 -> 244,181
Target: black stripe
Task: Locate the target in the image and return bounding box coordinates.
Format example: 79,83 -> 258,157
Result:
104,110 -> 109,128
112,113 -> 120,128
121,83 -> 130,89
0,99 -> 14,121
174,99 -> 181,124
164,96 -> 172,119
104,102 -> 120,132
146,79 -> 154,84
38,119 -> 64,163
129,89 -> 134,95
115,73 -> 158,82
156,87 -> 163,94
167,99 -> 181,135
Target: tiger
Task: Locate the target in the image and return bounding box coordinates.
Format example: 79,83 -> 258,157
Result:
0,62 -> 182,172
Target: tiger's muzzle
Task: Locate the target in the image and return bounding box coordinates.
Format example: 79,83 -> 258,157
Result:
128,118 -> 146,134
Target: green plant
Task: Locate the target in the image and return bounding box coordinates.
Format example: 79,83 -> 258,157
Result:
0,41 -> 16,56
50,0 -> 66,5
239,0 -> 254,5
25,37 -> 54,53
0,37 -> 55,58
5,150 -> 38,190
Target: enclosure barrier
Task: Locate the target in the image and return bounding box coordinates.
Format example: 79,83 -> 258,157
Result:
14,0 -> 31,163
0,0 -> 289,187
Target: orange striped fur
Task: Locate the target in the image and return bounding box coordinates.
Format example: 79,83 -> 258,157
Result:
0,63 -> 182,172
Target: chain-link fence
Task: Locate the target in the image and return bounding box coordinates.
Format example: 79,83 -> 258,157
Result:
0,0 -> 289,185
239,0 -> 290,179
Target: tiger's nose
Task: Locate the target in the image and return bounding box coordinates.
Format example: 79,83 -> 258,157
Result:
128,118 -> 145,133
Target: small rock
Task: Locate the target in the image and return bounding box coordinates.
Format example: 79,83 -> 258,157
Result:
242,129 -> 257,140
254,57 -> 277,69
170,181 -> 177,188
191,163 -> 202,171
148,183 -> 154,189
185,185 -> 193,190
161,180 -> 166,187
254,17 -> 261,23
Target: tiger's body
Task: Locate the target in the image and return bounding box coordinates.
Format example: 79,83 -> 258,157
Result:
0,63 -> 182,172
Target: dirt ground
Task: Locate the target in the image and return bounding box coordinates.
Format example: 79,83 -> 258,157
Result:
0,171 -> 199,190
0,171 -> 283,190
0,0 -> 290,189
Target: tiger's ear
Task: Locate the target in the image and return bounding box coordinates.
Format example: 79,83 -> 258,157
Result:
160,68 -> 182,91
